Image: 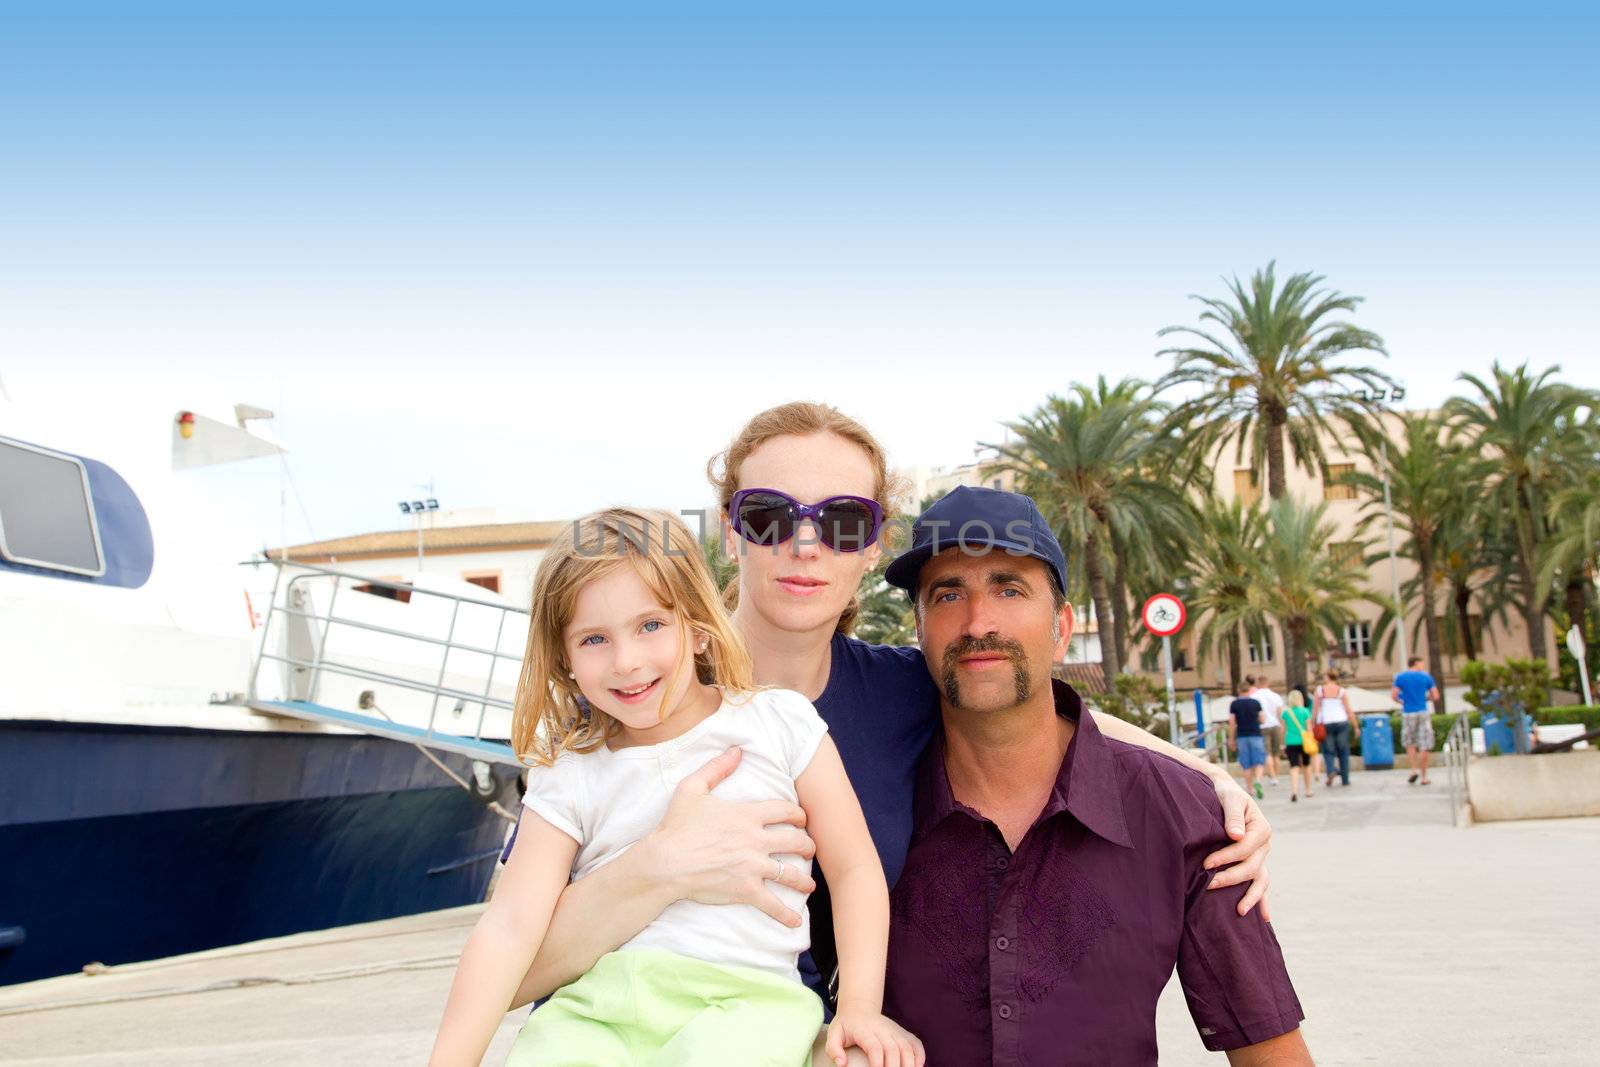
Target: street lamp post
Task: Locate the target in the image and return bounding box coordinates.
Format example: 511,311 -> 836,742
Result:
398,496 -> 440,571
1357,388 -> 1408,668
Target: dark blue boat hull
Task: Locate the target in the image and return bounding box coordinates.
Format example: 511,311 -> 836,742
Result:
0,719 -> 516,986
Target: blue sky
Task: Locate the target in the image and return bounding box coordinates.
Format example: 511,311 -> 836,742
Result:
3,3 -> 1596,553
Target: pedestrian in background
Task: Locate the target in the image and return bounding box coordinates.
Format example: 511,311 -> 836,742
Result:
1281,690 -> 1315,803
1391,656 -> 1440,786
1251,675 -> 1286,787
1229,681 -> 1268,801
1314,670 -> 1354,787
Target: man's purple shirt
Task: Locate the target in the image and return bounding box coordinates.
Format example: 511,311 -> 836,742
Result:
884,680 -> 1303,1065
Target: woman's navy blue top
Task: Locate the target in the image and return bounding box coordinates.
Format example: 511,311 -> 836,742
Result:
811,632 -> 939,887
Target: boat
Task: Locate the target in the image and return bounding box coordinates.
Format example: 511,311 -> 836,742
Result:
0,397 -> 525,987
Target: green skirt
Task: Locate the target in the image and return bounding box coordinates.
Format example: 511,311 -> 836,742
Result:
506,949 -> 823,1067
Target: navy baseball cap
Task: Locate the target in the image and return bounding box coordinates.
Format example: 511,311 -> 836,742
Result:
884,485 -> 1068,599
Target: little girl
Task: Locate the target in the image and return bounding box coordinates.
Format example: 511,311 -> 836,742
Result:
430,506 -> 922,1067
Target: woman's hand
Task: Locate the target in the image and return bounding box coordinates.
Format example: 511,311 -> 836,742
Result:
1202,774 -> 1273,919
645,746 -> 818,926
825,1008 -> 926,1067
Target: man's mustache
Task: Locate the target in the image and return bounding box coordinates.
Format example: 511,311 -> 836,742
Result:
939,634 -> 1031,709
940,634 -> 1027,672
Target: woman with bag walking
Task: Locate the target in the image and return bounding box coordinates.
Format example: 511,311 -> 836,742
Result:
1282,690 -> 1316,802
1314,670 -> 1353,787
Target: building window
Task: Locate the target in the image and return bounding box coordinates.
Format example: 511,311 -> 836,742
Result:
1142,644 -> 1192,672
1444,613 -> 1484,657
1324,463 -> 1357,501
1341,621 -> 1373,658
1247,632 -> 1274,663
353,576 -> 412,603
462,571 -> 501,594
1233,468 -> 1261,507
1329,541 -> 1363,571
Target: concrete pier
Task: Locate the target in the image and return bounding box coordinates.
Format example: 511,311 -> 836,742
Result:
4,765 -> 1596,1066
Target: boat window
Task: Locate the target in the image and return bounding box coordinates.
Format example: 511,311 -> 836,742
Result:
0,438 -> 106,577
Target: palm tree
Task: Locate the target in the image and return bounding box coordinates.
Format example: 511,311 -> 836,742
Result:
1184,498 -> 1271,694
1445,362 -> 1597,661
1427,510 -> 1517,665
1157,262 -> 1392,501
1255,497 -> 1392,690
700,534 -> 739,595
1538,426 -> 1600,647
1086,380 -> 1206,672
983,378 -> 1190,681
1342,412 -> 1473,711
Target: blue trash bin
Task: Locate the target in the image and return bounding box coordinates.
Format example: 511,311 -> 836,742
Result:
1480,712 -> 1532,755
1360,714 -> 1395,769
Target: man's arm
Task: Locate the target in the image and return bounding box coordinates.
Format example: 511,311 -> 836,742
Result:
1226,1028 -> 1313,1066
509,747 -> 816,1007
1172,767 -> 1304,1062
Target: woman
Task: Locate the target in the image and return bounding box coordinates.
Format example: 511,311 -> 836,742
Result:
503,402 -> 1273,1057
1282,689 -> 1315,802
1315,669 -> 1355,787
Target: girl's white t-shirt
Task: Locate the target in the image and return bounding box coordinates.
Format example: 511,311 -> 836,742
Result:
522,687 -> 828,982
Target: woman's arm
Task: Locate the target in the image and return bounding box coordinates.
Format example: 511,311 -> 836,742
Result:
1090,710 -> 1273,916
430,813 -> 579,1066
795,735 -> 925,1067
509,747 -> 817,1008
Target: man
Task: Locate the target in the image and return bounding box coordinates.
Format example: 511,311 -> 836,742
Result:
1250,675 -> 1286,786
881,487 -> 1307,1066
1230,682 -> 1268,801
1391,656 -> 1440,785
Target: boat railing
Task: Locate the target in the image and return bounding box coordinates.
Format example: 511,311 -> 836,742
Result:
246,558 -> 526,766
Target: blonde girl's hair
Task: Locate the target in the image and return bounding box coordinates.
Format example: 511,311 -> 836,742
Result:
511,506 -> 756,766
1287,689 -> 1306,709
705,401 -> 908,634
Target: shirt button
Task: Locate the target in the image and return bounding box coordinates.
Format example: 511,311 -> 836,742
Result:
995,856 -> 1010,871
997,1003 -> 1013,1020
995,936 -> 1010,951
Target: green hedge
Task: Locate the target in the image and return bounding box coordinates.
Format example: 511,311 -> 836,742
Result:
1346,707 -> 1600,754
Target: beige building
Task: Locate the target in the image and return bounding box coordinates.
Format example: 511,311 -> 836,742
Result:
269,509 -> 568,610
1161,411 -> 1556,696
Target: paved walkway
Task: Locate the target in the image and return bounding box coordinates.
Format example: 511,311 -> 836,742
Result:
3,765 -> 1596,1065
1157,765 -> 1600,1065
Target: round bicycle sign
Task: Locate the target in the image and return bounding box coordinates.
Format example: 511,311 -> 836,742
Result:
1141,593 -> 1186,637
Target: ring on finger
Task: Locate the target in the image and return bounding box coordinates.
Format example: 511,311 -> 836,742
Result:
772,859 -> 785,883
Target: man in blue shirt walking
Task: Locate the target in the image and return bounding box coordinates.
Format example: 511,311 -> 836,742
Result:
1391,657 -> 1441,785
1230,682 -> 1268,800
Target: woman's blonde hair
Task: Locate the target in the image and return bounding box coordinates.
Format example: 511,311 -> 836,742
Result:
706,401 -> 907,634
511,506 -> 756,765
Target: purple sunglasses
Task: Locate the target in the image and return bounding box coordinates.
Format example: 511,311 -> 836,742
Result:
728,487 -> 885,552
